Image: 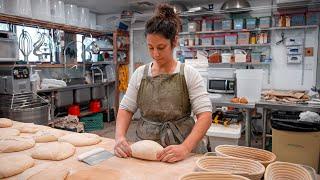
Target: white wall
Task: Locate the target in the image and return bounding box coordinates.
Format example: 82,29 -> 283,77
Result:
268,29 -> 318,90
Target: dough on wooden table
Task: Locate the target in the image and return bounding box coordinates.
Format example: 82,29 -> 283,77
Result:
58,133 -> 101,147
67,168 -> 120,180
0,136 -> 35,153
33,129 -> 66,143
0,128 -> 20,137
19,163 -> 70,180
131,140 -> 164,161
31,142 -> 75,161
0,154 -> 35,178
0,118 -> 13,128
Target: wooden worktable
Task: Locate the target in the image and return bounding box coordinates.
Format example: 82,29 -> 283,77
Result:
1,132 -> 201,180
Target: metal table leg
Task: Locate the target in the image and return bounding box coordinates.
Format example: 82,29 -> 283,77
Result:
262,108 -> 268,150
245,109 -> 252,147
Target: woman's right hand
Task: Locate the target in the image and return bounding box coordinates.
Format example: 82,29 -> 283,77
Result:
114,137 -> 132,158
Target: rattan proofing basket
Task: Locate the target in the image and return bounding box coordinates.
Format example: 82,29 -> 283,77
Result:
180,172 -> 250,180
215,145 -> 276,167
196,156 -> 265,180
264,161 -> 313,180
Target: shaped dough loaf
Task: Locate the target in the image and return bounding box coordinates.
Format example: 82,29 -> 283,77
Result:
131,140 -> 164,161
31,142 -> 75,161
0,154 -> 34,178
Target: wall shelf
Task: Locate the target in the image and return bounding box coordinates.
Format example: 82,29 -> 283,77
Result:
0,13 -> 105,37
209,62 -> 271,65
179,25 -> 318,36
182,44 -> 271,49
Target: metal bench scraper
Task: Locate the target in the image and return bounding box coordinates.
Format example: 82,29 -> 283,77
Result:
78,147 -> 114,165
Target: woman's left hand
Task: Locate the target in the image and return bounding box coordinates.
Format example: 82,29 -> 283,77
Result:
156,144 -> 190,163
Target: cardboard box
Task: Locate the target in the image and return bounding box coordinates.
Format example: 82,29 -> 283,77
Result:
272,128 -> 320,172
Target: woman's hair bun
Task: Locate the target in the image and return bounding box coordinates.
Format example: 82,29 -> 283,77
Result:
155,3 -> 175,19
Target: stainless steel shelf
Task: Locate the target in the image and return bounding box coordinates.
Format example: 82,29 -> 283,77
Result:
179,25 -> 318,36
209,62 -> 271,65
182,44 -> 271,49
179,28 -> 271,35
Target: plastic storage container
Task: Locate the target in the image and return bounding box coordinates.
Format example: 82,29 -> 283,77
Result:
238,32 -> 250,45
251,52 -> 261,63
291,14 -> 305,26
206,123 -> 241,151
222,19 -> 232,30
236,69 -> 263,102
234,19 -> 244,30
246,18 -> 257,29
225,34 -> 237,45
50,0 -> 65,24
80,113 -> 104,131
259,17 -> 271,28
306,11 -> 320,25
65,4 -> 78,26
200,35 -> 212,46
31,0 -> 51,21
214,19 -> 222,30
213,35 -> 224,45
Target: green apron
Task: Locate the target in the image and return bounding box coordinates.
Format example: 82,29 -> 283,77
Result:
136,63 -> 207,153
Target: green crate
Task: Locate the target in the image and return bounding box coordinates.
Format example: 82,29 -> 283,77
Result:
80,113 -> 104,132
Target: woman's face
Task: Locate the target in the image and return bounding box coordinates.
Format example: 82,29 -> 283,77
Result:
146,33 -> 177,65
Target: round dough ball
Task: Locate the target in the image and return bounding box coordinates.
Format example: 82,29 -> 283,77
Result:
67,168 -> 120,180
33,129 -> 66,143
0,128 -> 20,138
19,163 -> 69,180
0,118 -> 13,128
58,133 -> 101,147
0,154 -> 34,178
31,142 -> 75,161
13,123 -> 41,133
131,140 -> 163,161
0,136 -> 35,153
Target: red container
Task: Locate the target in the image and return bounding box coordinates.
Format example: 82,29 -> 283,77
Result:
90,100 -> 101,113
68,104 -> 80,116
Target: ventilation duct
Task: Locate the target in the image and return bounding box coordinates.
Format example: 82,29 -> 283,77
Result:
221,0 -> 251,13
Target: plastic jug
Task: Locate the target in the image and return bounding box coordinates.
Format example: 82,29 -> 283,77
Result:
234,49 -> 247,63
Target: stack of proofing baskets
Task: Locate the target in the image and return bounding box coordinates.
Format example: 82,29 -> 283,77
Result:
180,145 -> 314,180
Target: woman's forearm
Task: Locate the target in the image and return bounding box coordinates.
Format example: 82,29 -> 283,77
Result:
182,111 -> 212,152
115,109 -> 134,140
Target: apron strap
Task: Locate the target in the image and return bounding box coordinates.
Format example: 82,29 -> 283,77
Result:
140,115 -> 191,147
142,63 -> 150,79
180,63 -> 185,75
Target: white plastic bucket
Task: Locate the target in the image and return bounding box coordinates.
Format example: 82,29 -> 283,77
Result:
65,4 -> 78,26
89,12 -> 97,30
6,0 -> 32,17
31,0 -> 51,21
50,0 -> 65,24
78,7 -> 90,28
236,69 -> 263,102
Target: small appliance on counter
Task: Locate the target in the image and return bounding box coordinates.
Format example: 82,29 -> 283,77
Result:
207,68 -> 236,94
0,63 -> 49,125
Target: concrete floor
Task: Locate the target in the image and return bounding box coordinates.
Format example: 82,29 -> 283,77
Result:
92,120 -> 264,150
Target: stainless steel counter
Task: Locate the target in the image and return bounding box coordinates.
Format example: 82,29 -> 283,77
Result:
209,93 -> 255,147
256,101 -> 320,149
